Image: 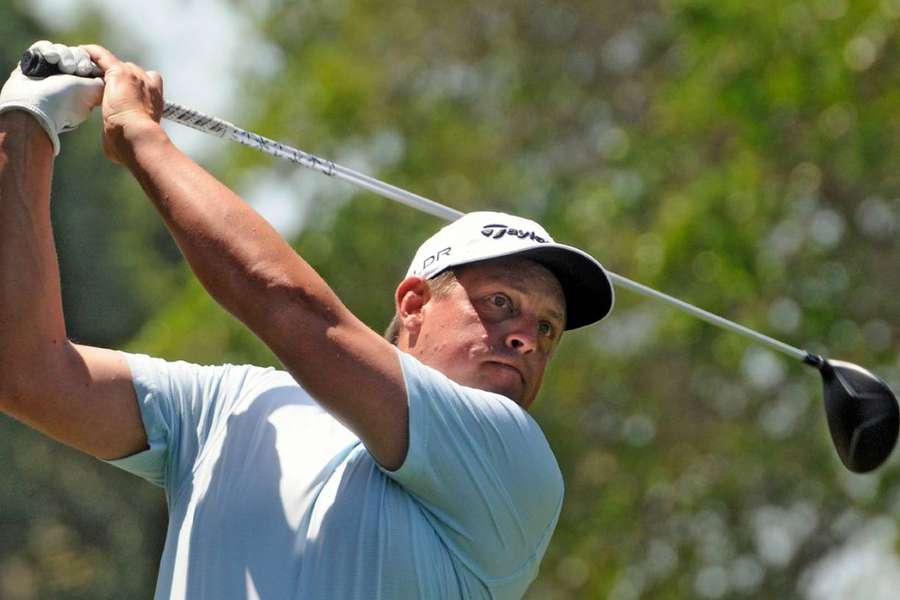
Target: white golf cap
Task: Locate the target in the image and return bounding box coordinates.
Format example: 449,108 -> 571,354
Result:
406,211 -> 614,330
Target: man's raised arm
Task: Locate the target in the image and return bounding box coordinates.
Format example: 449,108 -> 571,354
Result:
83,45 -> 411,469
0,46 -> 147,460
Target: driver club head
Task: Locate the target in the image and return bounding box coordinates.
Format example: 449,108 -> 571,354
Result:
812,357 -> 900,473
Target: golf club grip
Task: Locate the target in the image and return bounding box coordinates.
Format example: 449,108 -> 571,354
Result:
20,50 -> 102,78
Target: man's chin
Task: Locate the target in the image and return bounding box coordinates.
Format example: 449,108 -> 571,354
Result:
441,365 -> 530,406
472,375 -> 528,406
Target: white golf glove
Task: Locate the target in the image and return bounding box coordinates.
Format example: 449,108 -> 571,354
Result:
0,41 -> 104,155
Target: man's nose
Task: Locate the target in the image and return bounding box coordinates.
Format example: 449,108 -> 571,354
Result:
504,321 -> 537,354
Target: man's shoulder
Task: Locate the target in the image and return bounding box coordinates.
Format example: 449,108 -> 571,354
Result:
395,347 -> 562,482
118,350 -> 318,410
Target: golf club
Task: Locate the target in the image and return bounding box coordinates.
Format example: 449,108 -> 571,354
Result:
21,49 -> 899,473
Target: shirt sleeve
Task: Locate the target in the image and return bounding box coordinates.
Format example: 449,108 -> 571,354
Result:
385,348 -> 564,584
105,352 -> 275,496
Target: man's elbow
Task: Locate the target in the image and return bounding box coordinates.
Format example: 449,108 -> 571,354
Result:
0,341 -> 59,417
0,340 -> 77,418
0,355 -> 36,415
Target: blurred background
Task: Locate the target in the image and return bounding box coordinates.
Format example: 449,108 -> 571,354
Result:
2,0 -> 900,597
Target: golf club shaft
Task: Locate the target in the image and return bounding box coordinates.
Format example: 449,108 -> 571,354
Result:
605,274 -> 809,361
161,101 -> 812,363
21,50 -> 811,362
163,103 -> 460,221
165,104 -> 813,361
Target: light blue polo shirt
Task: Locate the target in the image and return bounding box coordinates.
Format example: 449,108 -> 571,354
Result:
109,348 -> 564,599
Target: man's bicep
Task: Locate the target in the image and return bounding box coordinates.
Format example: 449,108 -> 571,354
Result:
2,343 -> 147,460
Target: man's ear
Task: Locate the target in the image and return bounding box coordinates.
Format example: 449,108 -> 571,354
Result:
395,276 -> 431,344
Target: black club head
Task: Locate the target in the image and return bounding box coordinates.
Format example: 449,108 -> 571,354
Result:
813,357 -> 900,473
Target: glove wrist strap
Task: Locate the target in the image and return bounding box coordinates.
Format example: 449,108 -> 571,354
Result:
0,102 -> 61,155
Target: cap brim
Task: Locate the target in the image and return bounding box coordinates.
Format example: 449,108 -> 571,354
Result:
439,243 -> 615,330
517,245 -> 615,330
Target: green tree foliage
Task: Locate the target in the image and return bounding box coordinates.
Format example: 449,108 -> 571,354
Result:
2,0 -> 900,598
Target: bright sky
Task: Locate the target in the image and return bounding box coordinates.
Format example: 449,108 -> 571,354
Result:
28,0 -> 261,151
27,0 -> 310,236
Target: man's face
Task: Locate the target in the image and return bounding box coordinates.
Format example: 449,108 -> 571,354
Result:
402,257 -> 566,409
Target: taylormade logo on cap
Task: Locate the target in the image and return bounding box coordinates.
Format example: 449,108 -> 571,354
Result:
480,224 -> 548,243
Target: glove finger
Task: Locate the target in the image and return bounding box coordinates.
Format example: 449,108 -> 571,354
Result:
54,44 -> 78,74
73,48 -> 95,77
28,40 -> 55,59
36,42 -> 63,65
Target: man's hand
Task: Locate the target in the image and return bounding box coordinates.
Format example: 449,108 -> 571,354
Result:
0,41 -> 104,155
80,44 -> 165,165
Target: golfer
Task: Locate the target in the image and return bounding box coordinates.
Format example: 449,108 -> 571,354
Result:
0,42 -> 614,599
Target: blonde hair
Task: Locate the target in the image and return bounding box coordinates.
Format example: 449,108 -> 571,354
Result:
384,269 -> 459,345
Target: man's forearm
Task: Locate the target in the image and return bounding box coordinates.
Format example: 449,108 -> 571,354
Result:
84,44 -> 408,468
0,112 -> 67,396
119,124 -> 344,350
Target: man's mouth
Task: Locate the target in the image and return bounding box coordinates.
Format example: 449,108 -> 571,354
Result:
484,360 -> 525,384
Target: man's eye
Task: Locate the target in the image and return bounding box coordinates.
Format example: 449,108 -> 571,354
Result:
538,322 -> 554,337
490,294 -> 509,308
